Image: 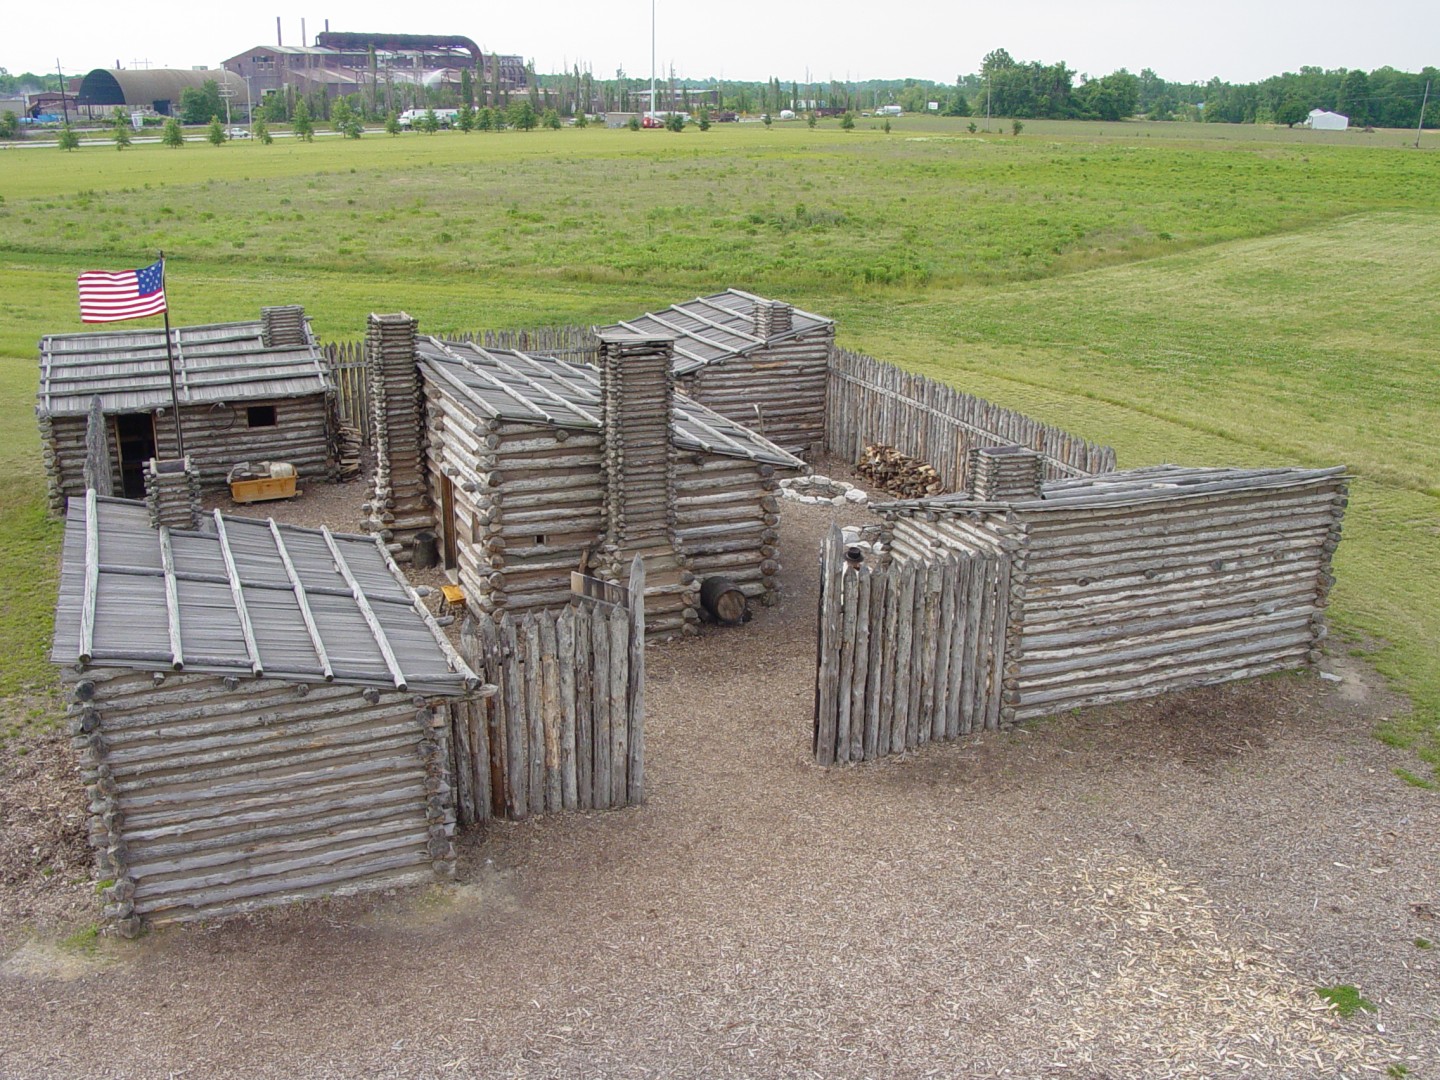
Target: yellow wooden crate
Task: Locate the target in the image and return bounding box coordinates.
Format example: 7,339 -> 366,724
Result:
229,475 -> 298,504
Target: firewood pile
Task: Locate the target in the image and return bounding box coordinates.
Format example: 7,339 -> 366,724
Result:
334,424 -> 364,482
857,444 -> 945,499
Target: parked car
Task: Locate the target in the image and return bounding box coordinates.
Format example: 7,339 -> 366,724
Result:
227,127 -> 251,139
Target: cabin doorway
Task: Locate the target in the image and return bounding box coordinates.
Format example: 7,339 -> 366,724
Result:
113,413 -> 156,499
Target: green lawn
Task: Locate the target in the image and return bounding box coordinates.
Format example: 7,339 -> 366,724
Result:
1,120 -> 1436,773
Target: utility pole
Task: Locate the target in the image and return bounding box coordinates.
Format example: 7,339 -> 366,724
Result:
1416,80 -> 1431,149
56,59 -> 69,124
650,0 -> 656,120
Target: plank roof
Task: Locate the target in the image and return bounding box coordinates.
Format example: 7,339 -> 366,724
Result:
52,494 -> 480,696
598,289 -> 833,376
878,465 -> 1349,515
38,316 -> 332,418
416,337 -> 805,469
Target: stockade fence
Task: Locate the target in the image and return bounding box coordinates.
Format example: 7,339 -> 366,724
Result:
814,526 -> 1009,766
326,326 -> 599,444
826,347 -> 1116,492
451,557 -> 644,823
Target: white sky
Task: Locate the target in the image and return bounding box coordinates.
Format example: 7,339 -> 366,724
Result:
7,0 -> 1437,88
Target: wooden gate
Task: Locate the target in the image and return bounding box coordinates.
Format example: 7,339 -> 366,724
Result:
813,526 -> 1010,765
451,558 -> 645,822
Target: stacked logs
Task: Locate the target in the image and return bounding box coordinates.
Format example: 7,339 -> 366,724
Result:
597,332 -> 698,638
260,304 -> 308,348
858,443 -> 945,499
968,445 -> 1044,501
333,424 -> 364,482
363,313 -> 434,560
143,457 -> 202,530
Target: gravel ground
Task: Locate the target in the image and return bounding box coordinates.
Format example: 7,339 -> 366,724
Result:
1,469 -> 1436,1078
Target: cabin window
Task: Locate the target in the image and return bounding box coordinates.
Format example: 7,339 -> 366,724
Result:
247,405 -> 278,428
535,535 -> 547,547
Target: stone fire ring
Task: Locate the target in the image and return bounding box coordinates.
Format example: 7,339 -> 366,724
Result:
779,475 -> 869,507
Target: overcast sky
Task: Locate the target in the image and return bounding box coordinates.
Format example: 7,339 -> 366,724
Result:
7,0 -> 1437,87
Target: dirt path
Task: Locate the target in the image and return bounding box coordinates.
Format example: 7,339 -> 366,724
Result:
1,496 -> 1437,1078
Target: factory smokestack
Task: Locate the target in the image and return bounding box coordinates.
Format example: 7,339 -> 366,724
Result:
276,16 -> 282,47
302,18 -> 307,47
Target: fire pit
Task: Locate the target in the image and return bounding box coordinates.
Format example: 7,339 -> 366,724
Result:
779,474 -> 868,506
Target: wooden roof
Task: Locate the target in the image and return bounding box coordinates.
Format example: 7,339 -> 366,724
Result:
598,289 -> 833,375
879,465 -> 1349,515
417,337 -> 805,469
52,494 -> 480,695
38,317 -> 331,418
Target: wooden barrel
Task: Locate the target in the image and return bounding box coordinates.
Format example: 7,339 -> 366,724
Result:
700,576 -> 747,625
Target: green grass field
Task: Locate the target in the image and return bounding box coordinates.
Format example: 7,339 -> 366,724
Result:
1,119 -> 1436,775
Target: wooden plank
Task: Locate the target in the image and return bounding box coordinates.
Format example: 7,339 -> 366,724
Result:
539,614 -> 562,813
848,567 -> 872,763
557,607 -> 578,811
591,603 -> 612,808
608,606 -> 629,807
862,570 -> 887,762
812,526 -> 844,764
626,555 -> 646,806
575,609 -> 593,810
481,614 -> 505,819
524,615 -> 545,817
502,616 -> 527,819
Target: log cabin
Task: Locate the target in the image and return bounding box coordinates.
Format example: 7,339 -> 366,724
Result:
875,450 -> 1348,723
361,315 -> 805,637
37,305 -> 337,509
51,493 -> 483,932
599,289 -> 834,457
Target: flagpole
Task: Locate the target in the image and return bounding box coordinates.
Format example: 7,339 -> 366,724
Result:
158,252 -> 186,459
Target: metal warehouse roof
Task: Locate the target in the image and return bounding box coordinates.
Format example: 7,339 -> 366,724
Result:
38,317 -> 332,418
417,337 -> 805,469
879,465 -> 1349,515
599,289 -> 833,376
52,494 -> 480,696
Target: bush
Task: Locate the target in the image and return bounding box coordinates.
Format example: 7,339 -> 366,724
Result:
207,116 -> 226,146
1012,118 -> 1024,136
0,111 -> 19,140
665,112 -> 685,133
162,118 -> 185,148
253,119 -> 272,144
840,111 -> 856,131
57,123 -> 80,151
627,115 -> 641,131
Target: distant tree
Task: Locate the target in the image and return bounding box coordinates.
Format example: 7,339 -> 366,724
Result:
945,92 -> 971,117
178,80 -> 224,125
460,67 -> 474,108
882,118 -> 892,134
762,112 -> 773,127
807,111 -> 817,129
665,112 -> 685,132
419,107 -> 440,133
57,122 -> 80,150
840,111 -> 855,131
260,93 -> 288,123
385,110 -> 401,136
0,110 -> 18,140
162,117 -> 185,147
253,119 -> 272,144
967,121 -> 978,133
331,97 -> 353,132
476,107 -> 496,131
1276,98 -> 1309,127
1337,69 -> 1371,126
698,107 -> 710,131
507,100 -> 537,130
627,114 -> 641,131
1012,118 -> 1024,136
111,108 -> 131,149
292,100 -> 314,141
207,116 -> 226,146
574,109 -> 589,128
457,102 -> 476,132
542,107 -> 562,130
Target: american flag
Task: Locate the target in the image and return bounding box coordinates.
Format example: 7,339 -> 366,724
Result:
77,259 -> 167,323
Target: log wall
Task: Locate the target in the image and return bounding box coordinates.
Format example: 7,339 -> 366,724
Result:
813,526 -> 1008,765
673,456 -> 785,607
451,564 -> 644,823
363,314 -> 433,561
826,347 -> 1116,492
65,668 -> 455,933
999,480 -> 1348,721
42,394 -> 335,512
685,327 -> 833,456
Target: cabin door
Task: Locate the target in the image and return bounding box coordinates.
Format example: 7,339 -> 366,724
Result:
439,473 -> 458,573
113,413 -> 157,499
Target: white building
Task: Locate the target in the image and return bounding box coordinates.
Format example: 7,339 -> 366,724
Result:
1308,109 -> 1349,131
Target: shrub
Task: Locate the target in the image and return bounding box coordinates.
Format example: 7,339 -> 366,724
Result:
162,118 -> 185,148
